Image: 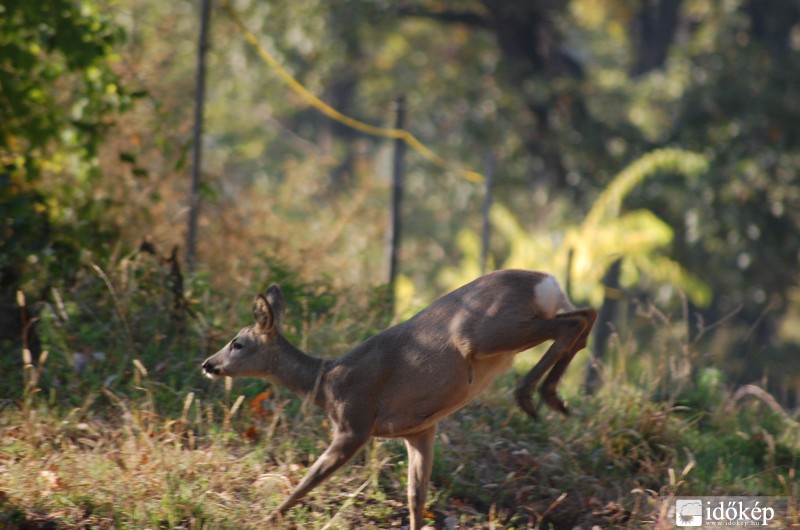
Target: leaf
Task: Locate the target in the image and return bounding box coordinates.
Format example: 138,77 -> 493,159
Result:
199,181 -> 218,201
442,149 -> 712,307
250,391 -> 273,418
584,149 -> 709,229
243,424 -> 260,443
631,255 -> 712,306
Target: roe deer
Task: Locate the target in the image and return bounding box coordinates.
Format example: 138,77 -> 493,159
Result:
202,269 -> 596,529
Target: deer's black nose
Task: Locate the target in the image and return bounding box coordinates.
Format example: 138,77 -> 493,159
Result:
202,360 -> 220,375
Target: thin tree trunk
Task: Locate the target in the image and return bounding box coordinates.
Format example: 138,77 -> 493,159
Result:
186,0 -> 212,272
584,257 -> 622,395
480,151 -> 495,275
386,96 -> 406,313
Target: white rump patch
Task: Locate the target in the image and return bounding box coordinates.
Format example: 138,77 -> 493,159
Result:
534,275 -> 574,318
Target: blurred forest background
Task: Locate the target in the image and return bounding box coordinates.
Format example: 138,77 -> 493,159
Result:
2,0 -> 800,528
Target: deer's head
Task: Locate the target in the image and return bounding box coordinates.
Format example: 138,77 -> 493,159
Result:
202,285 -> 286,379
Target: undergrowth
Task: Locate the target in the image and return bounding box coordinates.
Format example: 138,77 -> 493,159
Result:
1,255 -> 798,529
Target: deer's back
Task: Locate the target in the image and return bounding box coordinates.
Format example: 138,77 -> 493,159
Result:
326,270 -> 559,436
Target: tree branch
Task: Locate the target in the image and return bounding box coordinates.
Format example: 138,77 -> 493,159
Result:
395,6 -> 489,28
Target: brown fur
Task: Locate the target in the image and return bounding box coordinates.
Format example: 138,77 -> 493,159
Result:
202,269 -> 596,529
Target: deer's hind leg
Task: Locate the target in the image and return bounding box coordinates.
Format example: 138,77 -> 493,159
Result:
404,426 -> 437,530
538,308 -> 597,414
513,310 -> 596,419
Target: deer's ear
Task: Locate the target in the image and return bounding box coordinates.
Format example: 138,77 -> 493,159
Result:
254,285 -> 285,334
266,285 -> 286,329
253,294 -> 275,333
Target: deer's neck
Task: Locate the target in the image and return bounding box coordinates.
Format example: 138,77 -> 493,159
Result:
268,337 -> 327,408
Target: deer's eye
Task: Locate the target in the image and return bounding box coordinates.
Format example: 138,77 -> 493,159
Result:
232,341 -> 243,350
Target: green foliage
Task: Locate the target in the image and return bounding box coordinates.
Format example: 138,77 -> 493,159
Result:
0,0 -> 132,320
0,175 -> 120,299
581,149 -> 709,231
0,0 -> 128,171
2,246 -> 391,405
437,149 -> 712,307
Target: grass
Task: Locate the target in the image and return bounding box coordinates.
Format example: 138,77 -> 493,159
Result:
1,257 -> 799,529
2,379 -> 797,529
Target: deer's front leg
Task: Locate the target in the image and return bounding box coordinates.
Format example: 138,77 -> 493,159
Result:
274,428 -> 370,519
404,426 -> 437,530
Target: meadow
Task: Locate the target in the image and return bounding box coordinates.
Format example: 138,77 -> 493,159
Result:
1,256 -> 797,529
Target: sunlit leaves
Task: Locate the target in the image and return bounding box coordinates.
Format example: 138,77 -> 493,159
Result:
441,149 -> 712,307
0,0 -> 126,168
0,0 -> 128,299
582,149 -> 709,231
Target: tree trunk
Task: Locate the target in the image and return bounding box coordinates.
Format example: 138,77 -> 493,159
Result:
386,97 -> 406,313
584,258 -> 622,395
186,0 -> 212,272
629,0 -> 683,76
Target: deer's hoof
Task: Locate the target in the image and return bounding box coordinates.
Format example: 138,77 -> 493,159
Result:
515,393 -> 540,421
540,389 -> 570,416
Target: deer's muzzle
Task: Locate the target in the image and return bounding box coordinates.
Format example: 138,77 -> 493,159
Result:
202,358 -> 223,379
